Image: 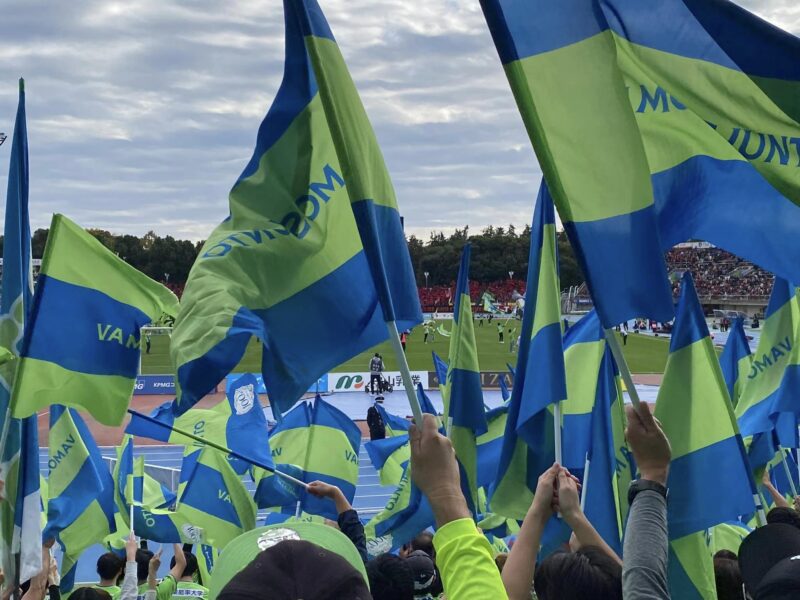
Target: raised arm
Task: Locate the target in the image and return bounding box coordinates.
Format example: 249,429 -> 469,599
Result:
500,463 -> 559,600
621,403 -> 672,600
410,414 -> 508,600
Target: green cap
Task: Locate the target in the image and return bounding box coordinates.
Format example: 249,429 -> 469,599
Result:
208,522 -> 369,599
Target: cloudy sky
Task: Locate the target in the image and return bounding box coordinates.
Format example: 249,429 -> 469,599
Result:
0,0 -> 797,241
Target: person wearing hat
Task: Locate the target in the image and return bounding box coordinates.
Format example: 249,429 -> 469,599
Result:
209,521 -> 371,599
739,523 -> 800,599
405,550 -> 439,599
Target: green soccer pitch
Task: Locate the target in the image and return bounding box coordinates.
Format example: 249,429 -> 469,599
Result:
140,319 -> 671,375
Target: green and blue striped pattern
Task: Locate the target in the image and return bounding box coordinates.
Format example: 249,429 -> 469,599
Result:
604,0 -> 800,288
719,317 -> 753,409
561,311 -> 607,473
255,396 -> 361,520
176,447 -> 257,548
0,79 -> 41,584
490,185 -> 566,520
656,273 -> 755,596
11,214 -> 179,426
736,278 -> 800,441
126,373 -> 272,476
479,2 -> 673,326
171,0 -> 421,417
445,244 -> 488,514
44,406 -> 116,593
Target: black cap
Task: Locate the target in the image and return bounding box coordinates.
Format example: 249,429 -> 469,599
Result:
218,540 -> 370,600
405,550 -> 437,597
739,523 -> 800,598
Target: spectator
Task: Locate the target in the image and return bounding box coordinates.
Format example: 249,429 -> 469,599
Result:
94,553 -> 125,598
208,521 -> 370,599
168,552 -> 208,599
366,554 -> 413,600
494,553 -> 508,573
714,554 -> 745,600
135,543 -> 186,600
400,533 -> 434,559
739,523 -> 800,598
307,481 -> 367,563
622,403 -> 672,600
767,507 -> 800,531
499,463 -> 621,600
405,550 -> 439,599
409,414 -> 507,599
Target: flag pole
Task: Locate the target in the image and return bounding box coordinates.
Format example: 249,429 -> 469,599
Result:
553,401 -> 563,465
580,453 -> 590,511
779,446 -> 799,498
386,321 -> 424,426
603,329 -> 641,408
126,409 -> 307,489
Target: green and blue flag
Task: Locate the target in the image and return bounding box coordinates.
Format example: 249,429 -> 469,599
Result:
444,244 -> 488,514
656,273 -> 756,598
176,447 -> 257,548
170,0 -> 421,418
126,373 -> 272,475
736,278 -> 800,445
479,2 -> 673,326
11,214 -> 179,426
44,406 -> 116,593
0,79 -> 42,584
490,186 -> 566,520
481,0 -> 800,326
604,0 -> 800,288
254,396 -> 360,520
719,317 -> 753,408
374,403 -> 410,437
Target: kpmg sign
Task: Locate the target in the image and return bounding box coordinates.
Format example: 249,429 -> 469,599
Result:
133,375 -> 176,395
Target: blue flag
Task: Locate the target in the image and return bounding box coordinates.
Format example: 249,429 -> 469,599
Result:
490,185 -> 566,520
170,0 -> 421,418
255,396 -> 361,520
719,317 -> 753,408
499,374 -> 510,402
582,350 -> 625,556
126,373 -> 272,475
0,78 -> 41,583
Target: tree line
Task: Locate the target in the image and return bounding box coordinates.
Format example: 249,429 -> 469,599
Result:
408,225 -> 584,290
0,224 -> 585,289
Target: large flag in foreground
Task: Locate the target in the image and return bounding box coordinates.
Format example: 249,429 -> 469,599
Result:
171,0 -> 421,417
719,317 -> 753,408
0,79 -> 41,583
126,373 -> 272,475
478,2 -> 673,326
444,244 -> 488,513
490,186 -> 566,519
481,0 -> 800,326
602,0 -> 800,285
655,273 -> 756,597
11,214 -> 179,425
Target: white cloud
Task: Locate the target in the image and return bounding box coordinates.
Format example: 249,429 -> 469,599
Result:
0,0 -> 795,241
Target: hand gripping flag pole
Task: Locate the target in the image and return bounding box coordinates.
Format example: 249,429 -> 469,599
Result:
126,409 -> 307,490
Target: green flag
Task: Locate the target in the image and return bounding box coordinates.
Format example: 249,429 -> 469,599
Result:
11,214 -> 179,425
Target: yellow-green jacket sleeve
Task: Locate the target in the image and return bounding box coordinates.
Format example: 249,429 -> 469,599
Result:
433,518 -> 508,600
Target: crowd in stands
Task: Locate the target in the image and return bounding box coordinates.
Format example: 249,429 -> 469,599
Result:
666,247 -> 774,298
6,403 -> 800,599
419,279 -> 523,313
